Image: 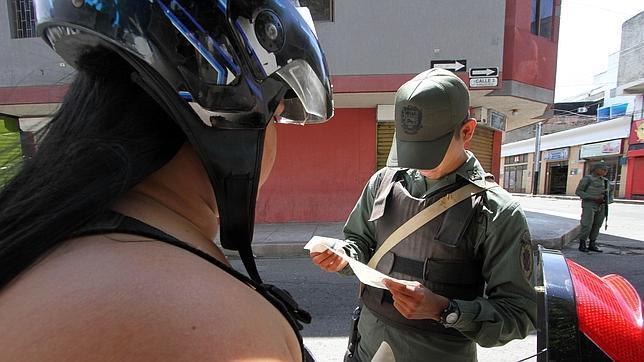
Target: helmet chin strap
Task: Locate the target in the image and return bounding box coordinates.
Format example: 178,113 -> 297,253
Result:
130,67 -> 266,283
199,127 -> 265,284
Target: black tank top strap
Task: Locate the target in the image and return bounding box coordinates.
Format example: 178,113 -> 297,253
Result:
73,210 -> 314,361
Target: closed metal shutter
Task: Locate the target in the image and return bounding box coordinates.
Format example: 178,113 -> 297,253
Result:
631,157 -> 644,198
468,126 -> 494,172
377,122 -> 395,169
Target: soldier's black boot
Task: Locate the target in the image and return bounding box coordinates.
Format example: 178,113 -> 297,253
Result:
578,240 -> 588,252
588,240 -> 603,253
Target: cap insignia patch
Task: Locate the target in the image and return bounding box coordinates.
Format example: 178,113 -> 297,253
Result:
400,105 -> 423,135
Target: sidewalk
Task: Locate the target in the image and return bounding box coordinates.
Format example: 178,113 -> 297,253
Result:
216,209 -> 582,258
215,222 -> 345,258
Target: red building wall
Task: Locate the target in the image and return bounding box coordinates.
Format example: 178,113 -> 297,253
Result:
255,108 -> 377,222
503,0 -> 560,90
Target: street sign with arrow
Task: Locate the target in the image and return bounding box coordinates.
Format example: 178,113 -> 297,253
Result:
430,59 -> 467,72
469,67 -> 499,77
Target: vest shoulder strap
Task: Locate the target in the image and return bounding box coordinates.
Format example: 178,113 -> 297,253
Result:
370,167 -> 408,222
367,182 -> 492,269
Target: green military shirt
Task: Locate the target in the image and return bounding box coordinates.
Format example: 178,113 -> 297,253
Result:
341,152 -> 537,360
575,174 -> 613,209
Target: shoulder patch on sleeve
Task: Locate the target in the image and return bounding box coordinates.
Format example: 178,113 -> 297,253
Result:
520,231 -> 534,283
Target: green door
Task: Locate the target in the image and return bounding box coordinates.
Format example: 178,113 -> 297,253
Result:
0,117 -> 23,186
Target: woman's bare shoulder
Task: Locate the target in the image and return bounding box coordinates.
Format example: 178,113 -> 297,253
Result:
0,235 -> 301,361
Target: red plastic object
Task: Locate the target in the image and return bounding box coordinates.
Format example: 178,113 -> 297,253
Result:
567,259 -> 644,361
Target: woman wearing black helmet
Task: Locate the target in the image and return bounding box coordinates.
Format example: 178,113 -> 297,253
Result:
0,1 -> 332,360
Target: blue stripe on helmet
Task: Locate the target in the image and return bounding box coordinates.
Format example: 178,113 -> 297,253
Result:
234,20 -> 267,78
205,37 -> 240,75
164,0 -> 240,76
179,91 -> 193,101
170,0 -> 206,32
216,0 -> 226,12
156,0 -> 226,84
83,0 -> 120,27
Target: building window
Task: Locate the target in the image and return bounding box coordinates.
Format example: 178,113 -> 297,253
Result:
9,0 -> 37,38
504,164 -> 528,193
505,154 -> 528,165
531,0 -> 554,39
299,0 -> 333,21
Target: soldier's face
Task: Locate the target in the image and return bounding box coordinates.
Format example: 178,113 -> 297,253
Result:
418,119 -> 477,179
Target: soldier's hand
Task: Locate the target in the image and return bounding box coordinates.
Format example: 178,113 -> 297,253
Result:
595,196 -> 604,203
310,248 -> 348,272
383,279 -> 449,320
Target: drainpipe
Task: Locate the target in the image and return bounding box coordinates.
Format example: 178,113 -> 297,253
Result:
532,122 -> 542,195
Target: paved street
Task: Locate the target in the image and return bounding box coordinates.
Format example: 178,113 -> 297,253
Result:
233,258 -> 539,362
516,196 -> 644,295
231,197 -> 643,361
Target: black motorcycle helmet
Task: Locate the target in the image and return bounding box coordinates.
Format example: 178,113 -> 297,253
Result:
35,0 -> 334,281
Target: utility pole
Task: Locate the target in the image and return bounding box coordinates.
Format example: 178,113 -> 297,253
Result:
532,122 -> 542,195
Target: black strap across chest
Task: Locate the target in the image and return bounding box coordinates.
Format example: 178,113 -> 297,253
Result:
73,211 -> 313,361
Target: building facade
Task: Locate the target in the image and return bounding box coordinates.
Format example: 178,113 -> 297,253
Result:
500,10 -> 644,200
1,0 -> 561,222
618,12 -> 644,199
501,115 -> 632,197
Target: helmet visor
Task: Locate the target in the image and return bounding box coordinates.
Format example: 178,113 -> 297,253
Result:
275,59 -> 333,125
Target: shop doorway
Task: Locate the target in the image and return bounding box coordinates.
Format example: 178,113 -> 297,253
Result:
547,162 -> 568,195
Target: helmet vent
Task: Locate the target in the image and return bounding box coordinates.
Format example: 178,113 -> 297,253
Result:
45,26 -> 81,49
254,10 -> 284,53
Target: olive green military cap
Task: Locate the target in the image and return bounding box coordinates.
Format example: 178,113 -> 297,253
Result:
590,161 -> 608,171
387,68 -> 470,170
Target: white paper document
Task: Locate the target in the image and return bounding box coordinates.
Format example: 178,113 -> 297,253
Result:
304,236 -> 417,290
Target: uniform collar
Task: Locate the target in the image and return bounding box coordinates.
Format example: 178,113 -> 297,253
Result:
420,151 -> 489,197
456,151 -> 491,188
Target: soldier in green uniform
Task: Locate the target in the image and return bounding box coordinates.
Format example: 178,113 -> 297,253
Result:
575,162 -> 613,252
310,68 -> 536,361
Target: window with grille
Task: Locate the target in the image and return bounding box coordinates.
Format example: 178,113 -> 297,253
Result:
9,0 -> 37,39
503,164 -> 528,193
505,154 -> 528,165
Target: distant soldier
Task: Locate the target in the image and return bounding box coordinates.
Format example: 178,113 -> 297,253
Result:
575,162 -> 613,252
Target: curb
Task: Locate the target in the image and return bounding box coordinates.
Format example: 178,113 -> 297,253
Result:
221,224 -> 583,258
532,224 -> 581,250
511,194 -> 644,205
218,242 -> 309,259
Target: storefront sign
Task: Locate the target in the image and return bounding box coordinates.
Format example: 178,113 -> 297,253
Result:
629,119 -> 644,145
580,139 -> 622,159
543,147 -> 569,161
488,110 -> 506,131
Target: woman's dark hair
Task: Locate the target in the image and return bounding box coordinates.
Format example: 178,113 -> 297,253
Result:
0,48 -> 185,288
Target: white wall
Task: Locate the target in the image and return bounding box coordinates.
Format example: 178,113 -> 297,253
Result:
501,116 -> 631,157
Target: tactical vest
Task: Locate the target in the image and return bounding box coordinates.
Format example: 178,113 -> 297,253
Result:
581,175 -> 609,206
361,168 -> 487,336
